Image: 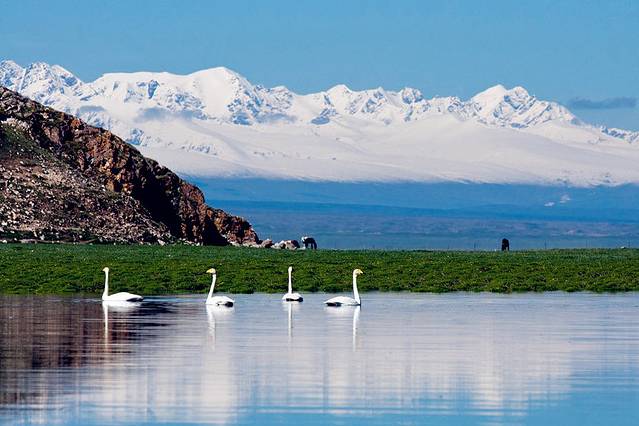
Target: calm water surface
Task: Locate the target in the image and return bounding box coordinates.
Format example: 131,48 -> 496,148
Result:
1,293 -> 638,425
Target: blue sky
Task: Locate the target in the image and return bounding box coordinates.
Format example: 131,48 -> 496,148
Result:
1,0 -> 637,129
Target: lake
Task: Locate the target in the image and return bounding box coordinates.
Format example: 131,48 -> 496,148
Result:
212,200 -> 639,250
194,179 -> 639,250
1,293 -> 638,425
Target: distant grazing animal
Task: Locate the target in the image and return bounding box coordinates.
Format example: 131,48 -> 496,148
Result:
501,238 -> 510,251
282,266 -> 303,302
301,236 -> 317,249
101,267 -> 143,302
205,268 -> 234,307
324,269 -> 363,306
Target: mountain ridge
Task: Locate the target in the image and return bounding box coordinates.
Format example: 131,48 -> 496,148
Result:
2,60 -> 638,186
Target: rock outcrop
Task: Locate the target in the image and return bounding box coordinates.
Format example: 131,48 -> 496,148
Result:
0,87 -> 259,245
271,240 -> 301,250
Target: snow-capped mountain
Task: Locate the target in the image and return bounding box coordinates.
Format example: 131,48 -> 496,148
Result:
2,59 -> 638,186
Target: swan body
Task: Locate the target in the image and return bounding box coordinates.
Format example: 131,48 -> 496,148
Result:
101,267 -> 143,302
102,300 -> 140,309
207,295 -> 235,307
206,268 -> 235,307
324,269 -> 363,306
282,266 -> 303,302
103,292 -> 143,302
282,292 -> 303,302
324,296 -> 359,306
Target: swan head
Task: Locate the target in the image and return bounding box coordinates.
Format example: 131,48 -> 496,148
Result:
102,267 -> 109,273
353,268 -> 363,276
288,266 -> 293,273
206,268 -> 216,274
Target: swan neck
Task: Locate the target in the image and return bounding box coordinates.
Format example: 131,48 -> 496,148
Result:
103,271 -> 109,298
353,273 -> 360,303
207,274 -> 216,301
288,269 -> 292,294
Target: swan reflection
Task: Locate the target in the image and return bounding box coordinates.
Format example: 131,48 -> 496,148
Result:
102,300 -> 141,346
352,306 -> 360,350
325,304 -> 362,351
284,302 -> 301,343
206,303 -> 234,349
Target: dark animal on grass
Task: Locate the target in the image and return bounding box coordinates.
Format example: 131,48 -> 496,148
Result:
501,238 -> 510,251
301,236 -> 317,250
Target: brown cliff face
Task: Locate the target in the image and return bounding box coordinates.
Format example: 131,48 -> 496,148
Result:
0,87 -> 259,245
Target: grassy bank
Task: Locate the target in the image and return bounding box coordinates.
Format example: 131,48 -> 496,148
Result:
0,244 -> 638,295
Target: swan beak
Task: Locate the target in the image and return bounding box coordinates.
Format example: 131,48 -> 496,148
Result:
206,268 -> 216,274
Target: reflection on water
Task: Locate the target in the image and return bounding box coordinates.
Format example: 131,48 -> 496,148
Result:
1,293 -> 638,425
206,304 -> 234,349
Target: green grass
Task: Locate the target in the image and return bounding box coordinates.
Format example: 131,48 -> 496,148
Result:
0,244 -> 638,295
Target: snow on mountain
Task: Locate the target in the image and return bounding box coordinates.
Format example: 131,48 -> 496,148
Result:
0,61 -> 95,107
0,60 -> 23,90
2,59 -> 638,186
468,85 -> 578,128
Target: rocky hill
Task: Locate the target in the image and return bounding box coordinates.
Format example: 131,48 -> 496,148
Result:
0,87 -> 259,245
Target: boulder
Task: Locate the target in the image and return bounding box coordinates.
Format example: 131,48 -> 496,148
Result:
259,238 -> 274,248
271,239 -> 300,250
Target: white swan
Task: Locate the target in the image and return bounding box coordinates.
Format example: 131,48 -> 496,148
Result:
324,269 -> 363,306
206,268 -> 235,307
101,267 -> 143,302
282,266 -> 303,302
